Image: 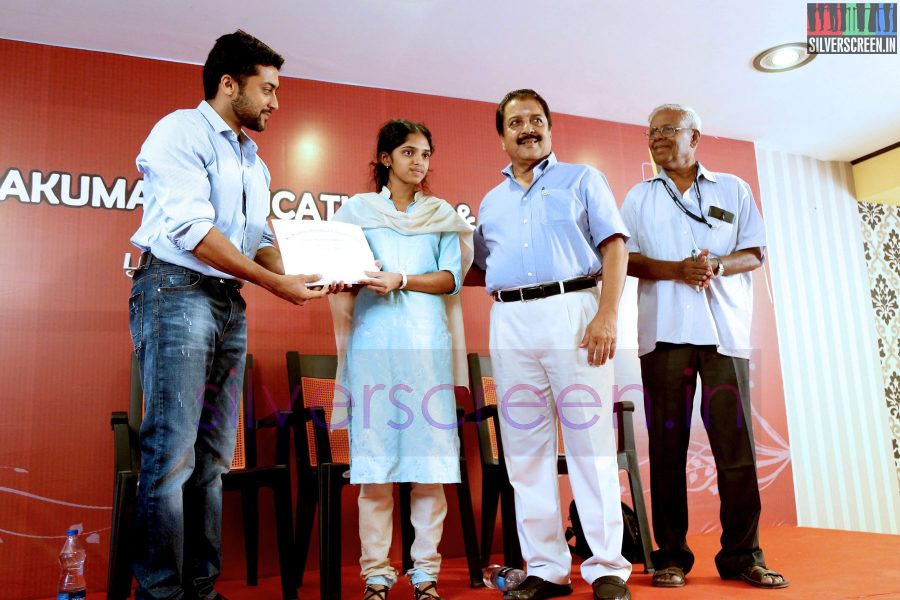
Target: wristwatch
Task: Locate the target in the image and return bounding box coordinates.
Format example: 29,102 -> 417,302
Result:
715,257 -> 725,276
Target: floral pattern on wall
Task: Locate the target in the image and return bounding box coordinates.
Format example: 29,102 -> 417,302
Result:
858,201 -> 900,491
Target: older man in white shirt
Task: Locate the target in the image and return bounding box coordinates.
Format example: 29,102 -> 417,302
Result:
620,104 -> 788,590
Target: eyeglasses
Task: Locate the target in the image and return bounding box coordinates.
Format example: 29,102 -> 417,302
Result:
645,125 -> 691,139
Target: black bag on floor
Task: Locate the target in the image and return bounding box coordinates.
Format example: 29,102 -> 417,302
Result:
565,499 -> 641,563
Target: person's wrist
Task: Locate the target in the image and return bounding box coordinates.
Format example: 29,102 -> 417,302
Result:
255,267 -> 281,293
399,270 -> 408,290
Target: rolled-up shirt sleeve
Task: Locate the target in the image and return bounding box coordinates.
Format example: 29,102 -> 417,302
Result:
257,161 -> 275,251
437,231 -> 463,295
734,178 -> 767,262
581,167 -> 630,247
620,188 -> 642,254
136,114 -> 216,252
259,220 -> 276,250
473,223 -> 488,271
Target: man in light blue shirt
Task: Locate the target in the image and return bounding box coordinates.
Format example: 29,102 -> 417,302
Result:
621,103 -> 787,590
471,89 -> 632,600
128,31 -> 327,600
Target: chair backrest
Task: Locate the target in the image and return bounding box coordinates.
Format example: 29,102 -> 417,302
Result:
466,353 -> 568,465
129,353 -> 248,471
285,352 -> 350,467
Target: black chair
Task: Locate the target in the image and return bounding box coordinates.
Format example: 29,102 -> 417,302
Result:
466,352 -> 655,573
285,351 -> 482,600
108,354 -> 297,599
283,352 -> 348,598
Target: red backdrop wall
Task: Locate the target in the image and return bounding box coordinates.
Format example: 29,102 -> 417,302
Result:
0,39 -> 795,598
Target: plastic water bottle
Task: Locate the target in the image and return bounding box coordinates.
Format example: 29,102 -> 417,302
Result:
482,564 -> 526,592
57,529 -> 86,599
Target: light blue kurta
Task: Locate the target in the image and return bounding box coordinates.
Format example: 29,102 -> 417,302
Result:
343,194 -> 462,484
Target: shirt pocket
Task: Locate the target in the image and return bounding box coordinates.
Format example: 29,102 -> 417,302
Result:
704,218 -> 737,256
537,188 -> 579,224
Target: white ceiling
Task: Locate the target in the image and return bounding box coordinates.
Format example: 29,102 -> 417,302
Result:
2,0 -> 898,162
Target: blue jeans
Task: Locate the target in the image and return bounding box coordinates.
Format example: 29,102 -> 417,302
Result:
128,258 -> 247,600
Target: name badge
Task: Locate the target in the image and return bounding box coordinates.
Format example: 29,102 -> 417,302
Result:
708,205 -> 735,224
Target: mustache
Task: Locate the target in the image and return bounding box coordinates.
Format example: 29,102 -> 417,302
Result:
517,133 -> 542,145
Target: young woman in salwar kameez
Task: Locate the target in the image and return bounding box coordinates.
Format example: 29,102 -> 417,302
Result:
329,119 -> 473,600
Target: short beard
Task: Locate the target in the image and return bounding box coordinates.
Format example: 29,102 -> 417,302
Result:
232,90 -> 266,132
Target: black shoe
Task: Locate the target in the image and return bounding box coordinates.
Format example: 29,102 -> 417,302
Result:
504,575 -> 573,600
591,576 -> 630,600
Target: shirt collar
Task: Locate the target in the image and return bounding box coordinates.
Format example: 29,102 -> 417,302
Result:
197,101 -> 259,156
651,161 -> 717,184
696,162 -> 717,182
501,152 -> 557,181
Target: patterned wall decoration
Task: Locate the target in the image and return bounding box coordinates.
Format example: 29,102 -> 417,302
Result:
857,201 -> 900,490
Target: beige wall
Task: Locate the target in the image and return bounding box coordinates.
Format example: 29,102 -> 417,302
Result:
852,146 -> 900,206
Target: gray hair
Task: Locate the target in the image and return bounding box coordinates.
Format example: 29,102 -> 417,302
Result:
648,104 -> 702,132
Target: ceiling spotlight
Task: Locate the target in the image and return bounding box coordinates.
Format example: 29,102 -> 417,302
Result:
753,43 -> 816,72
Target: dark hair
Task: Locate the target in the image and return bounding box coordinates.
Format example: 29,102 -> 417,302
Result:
370,119 -> 434,193
495,89 -> 552,134
203,30 -> 285,100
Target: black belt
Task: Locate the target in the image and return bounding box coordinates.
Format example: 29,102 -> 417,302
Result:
132,252 -> 243,289
493,276 -> 597,303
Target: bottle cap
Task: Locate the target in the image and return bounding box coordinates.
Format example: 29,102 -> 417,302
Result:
66,529 -> 78,536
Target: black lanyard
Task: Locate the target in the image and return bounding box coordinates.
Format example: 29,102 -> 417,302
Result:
659,177 -> 712,228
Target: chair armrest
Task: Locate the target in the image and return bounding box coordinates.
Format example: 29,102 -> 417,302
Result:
111,411 -> 134,473
257,410 -> 293,429
614,400 -> 635,413
464,404 -> 498,423
613,400 -> 637,454
309,407 -> 333,464
273,411 -> 293,466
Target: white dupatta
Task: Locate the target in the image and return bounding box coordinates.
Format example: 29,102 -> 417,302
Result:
327,189 -> 474,427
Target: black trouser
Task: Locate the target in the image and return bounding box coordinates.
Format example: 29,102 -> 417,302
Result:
641,343 -> 765,577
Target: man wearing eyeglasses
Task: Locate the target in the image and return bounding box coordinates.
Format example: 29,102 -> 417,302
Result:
620,104 -> 788,590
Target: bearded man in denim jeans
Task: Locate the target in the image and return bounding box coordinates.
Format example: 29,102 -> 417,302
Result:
128,30 -> 333,600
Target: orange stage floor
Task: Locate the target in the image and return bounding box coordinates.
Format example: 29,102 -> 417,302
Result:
83,526 -> 900,599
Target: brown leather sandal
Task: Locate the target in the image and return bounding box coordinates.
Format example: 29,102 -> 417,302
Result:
725,565 -> 789,589
364,584 -> 390,600
413,581 -> 443,599
652,566 -> 686,587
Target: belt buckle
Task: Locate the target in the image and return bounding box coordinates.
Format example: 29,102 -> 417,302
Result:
123,251 -> 151,278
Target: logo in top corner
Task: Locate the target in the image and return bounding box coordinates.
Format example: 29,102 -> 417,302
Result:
807,3 -> 897,53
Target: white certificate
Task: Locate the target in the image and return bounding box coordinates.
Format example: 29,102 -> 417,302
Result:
270,219 -> 378,286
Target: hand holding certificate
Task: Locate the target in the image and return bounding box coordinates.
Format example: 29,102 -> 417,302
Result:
271,219 -> 378,286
